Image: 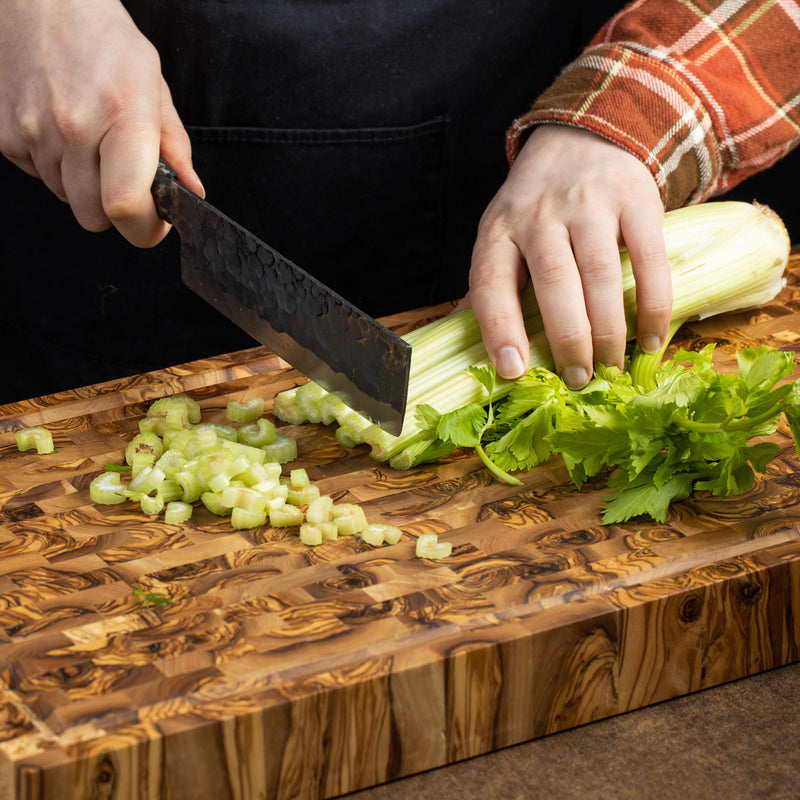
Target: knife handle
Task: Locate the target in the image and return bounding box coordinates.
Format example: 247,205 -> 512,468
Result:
151,160 -> 181,224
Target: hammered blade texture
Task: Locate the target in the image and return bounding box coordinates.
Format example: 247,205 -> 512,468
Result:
152,163 -> 410,431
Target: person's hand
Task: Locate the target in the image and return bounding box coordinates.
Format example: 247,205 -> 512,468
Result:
0,0 -> 203,247
468,124 -> 673,388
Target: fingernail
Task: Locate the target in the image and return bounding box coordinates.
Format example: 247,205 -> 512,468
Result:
496,346 -> 525,379
640,335 -> 662,354
560,365 -> 590,390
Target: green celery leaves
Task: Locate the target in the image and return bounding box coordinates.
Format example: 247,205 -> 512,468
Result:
428,345 -> 798,524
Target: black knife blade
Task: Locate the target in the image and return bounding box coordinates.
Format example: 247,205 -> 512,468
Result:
151,162 -> 410,435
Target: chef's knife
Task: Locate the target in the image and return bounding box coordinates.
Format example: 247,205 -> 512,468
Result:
151,162 -> 410,435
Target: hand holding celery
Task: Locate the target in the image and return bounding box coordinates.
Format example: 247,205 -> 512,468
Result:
273,201 -> 794,523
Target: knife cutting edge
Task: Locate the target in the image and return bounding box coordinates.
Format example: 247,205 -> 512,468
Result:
151,161 -> 410,436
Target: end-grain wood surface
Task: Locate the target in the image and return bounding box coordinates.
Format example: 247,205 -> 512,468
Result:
1,253 -> 800,800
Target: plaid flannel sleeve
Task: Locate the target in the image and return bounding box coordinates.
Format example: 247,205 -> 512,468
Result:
507,0 -> 800,210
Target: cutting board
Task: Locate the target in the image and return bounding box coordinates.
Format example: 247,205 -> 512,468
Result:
1,252 -> 800,800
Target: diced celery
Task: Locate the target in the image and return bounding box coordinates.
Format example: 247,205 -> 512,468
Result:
306,496 -> 333,524
163,428 -> 195,454
164,501 -> 193,525
299,523 -> 323,546
231,507 -> 267,530
269,505 -> 304,527
295,382 -> 328,423
175,468 -> 203,503
271,387 -> 304,425
237,417 -> 276,447
146,395 -> 201,424
138,416 -> 165,436
219,438 -> 268,464
193,422 -> 238,442
286,485 -> 320,506
89,472 -> 128,505
236,461 -> 269,486
156,479 -> 184,503
128,465 -> 165,496
361,525 -> 386,547
221,486 -> 269,513
154,449 -> 187,480
333,512 -> 365,537
15,426 -> 55,454
226,397 -> 265,423
261,434 -> 297,463
415,533 -> 452,559
125,431 -> 163,466
201,491 -> 232,516
140,494 -> 165,516
289,468 -> 310,488
319,522 -> 339,540
130,451 -> 156,477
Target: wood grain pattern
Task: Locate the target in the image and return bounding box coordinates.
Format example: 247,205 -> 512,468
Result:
1,253 -> 800,799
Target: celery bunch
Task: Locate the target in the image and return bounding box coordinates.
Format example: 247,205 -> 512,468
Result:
275,201 -> 789,454
417,347 -> 800,523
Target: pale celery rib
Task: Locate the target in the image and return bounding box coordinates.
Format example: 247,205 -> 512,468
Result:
273,200 -> 791,470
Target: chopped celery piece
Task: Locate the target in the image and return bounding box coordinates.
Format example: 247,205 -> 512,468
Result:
289,468 -> 310,488
201,491 -> 232,516
231,507 -> 267,530
335,426 -> 364,449
269,505 -> 304,528
130,451 -> 156,477
138,416 -> 165,436
163,428 -> 195,454
221,486 -> 269,513
361,525 -> 386,547
193,422 -> 238,442
128,465 -> 165,496
299,523 -> 324,546
333,512 -> 366,537
319,522 -> 339,540
125,432 -> 163,466
146,395 -> 201,424
154,449 -> 187,480
226,397 -> 265,423
286,484 -> 320,506
271,387 -> 304,425
89,471 -> 128,505
15,426 -> 55,454
157,479 -> 184,503
415,533 -> 452,559
359,522 -> 403,547
194,427 -> 221,455
295,382 -> 328,423
266,494 -> 287,512
219,438 -> 267,464
306,496 -> 333,524
261,434 -> 297,463
319,393 -> 348,426
140,494 -> 165,516
175,468 -> 203,503
237,417 -> 276,447
164,501 -> 193,525
164,404 -> 190,432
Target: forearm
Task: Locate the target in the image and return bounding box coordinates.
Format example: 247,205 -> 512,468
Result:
508,0 -> 800,210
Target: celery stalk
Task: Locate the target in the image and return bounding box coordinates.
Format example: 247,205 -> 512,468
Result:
272,201 -> 790,473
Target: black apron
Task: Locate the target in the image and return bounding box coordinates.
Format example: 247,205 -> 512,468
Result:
0,0 -> 625,403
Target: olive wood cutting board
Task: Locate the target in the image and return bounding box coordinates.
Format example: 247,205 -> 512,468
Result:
1,252 -> 800,800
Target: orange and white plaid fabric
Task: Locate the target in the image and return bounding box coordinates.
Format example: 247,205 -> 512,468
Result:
508,0 -> 800,210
